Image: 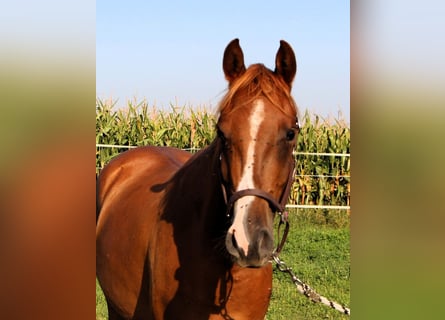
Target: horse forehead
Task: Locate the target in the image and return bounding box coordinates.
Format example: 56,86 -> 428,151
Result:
230,98 -> 280,129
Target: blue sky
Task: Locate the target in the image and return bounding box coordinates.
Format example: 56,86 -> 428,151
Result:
97,1 -> 350,121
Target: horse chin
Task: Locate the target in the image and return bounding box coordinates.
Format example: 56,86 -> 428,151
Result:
234,257 -> 271,268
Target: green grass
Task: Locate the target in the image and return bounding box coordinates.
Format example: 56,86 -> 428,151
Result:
96,278 -> 107,320
96,209 -> 350,319
267,209 -> 350,319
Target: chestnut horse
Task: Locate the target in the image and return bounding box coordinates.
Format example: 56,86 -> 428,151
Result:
96,39 -> 299,320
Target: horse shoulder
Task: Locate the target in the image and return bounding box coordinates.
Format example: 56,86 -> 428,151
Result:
97,146 -> 192,240
97,147 -> 190,206
96,146 -> 192,318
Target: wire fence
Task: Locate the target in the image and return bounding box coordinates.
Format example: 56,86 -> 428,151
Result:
96,144 -> 350,210
96,144 -> 351,159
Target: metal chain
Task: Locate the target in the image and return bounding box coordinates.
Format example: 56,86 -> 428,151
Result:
272,254 -> 351,316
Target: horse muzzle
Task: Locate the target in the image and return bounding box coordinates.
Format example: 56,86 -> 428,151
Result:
226,224 -> 274,267
224,191 -> 279,267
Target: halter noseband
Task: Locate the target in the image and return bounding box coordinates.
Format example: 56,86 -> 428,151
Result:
219,154 -> 295,255
219,153 -> 295,219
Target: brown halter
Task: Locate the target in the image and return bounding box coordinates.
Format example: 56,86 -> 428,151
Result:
219,151 -> 295,255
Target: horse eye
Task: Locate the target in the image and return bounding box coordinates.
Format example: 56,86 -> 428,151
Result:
286,129 -> 296,141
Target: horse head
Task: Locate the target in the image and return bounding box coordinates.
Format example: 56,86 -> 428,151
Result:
218,39 -> 299,267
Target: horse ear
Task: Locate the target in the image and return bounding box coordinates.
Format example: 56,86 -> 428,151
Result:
274,40 -> 297,88
223,38 -> 246,84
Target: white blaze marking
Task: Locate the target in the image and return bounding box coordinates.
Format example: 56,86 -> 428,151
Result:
229,99 -> 265,255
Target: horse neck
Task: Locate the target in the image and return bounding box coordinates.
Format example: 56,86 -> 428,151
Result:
169,139 -> 226,222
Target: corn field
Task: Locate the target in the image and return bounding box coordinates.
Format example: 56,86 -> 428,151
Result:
96,99 -> 350,207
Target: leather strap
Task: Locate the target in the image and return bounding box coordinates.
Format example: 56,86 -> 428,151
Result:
222,155 -> 295,216
225,188 -> 285,218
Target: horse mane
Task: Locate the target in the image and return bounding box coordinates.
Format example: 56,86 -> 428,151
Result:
160,139 -> 225,222
161,139 -> 220,189
218,63 -> 298,118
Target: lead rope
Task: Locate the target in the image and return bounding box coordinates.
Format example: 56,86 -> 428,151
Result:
272,212 -> 351,316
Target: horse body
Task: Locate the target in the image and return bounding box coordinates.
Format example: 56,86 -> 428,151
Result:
97,145 -> 272,319
97,39 -> 298,319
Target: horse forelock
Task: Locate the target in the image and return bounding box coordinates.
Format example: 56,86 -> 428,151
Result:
217,64 -> 298,119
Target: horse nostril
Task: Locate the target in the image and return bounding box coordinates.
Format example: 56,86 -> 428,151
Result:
225,229 -> 243,260
258,229 -> 274,253
231,232 -> 237,249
